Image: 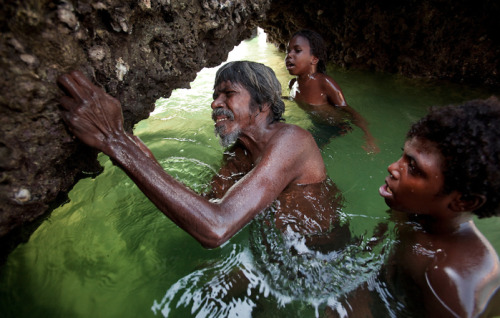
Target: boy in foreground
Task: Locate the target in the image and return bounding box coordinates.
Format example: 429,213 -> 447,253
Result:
379,97 -> 500,317
285,29 -> 379,153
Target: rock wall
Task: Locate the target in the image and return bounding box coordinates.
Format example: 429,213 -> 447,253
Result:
261,0 -> 500,86
0,0 -> 270,242
1,0 -> 499,246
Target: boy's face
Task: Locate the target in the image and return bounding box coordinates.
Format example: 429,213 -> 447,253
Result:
285,35 -> 318,76
379,137 -> 457,215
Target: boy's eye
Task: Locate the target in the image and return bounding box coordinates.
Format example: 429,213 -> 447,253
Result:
287,48 -> 301,54
401,149 -> 421,176
408,158 -> 421,175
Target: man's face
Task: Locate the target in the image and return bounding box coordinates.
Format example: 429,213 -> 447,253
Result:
379,137 -> 455,215
211,81 -> 255,147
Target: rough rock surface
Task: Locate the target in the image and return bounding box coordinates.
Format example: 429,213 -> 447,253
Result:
0,0 -> 270,243
1,0 -> 499,246
261,0 -> 500,86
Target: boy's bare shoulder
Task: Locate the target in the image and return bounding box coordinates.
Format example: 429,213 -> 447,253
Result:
315,72 -> 338,85
431,226 -> 499,274
316,73 -> 344,98
423,229 -> 500,316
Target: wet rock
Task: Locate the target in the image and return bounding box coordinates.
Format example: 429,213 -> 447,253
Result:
0,0 -> 270,239
261,0 -> 500,86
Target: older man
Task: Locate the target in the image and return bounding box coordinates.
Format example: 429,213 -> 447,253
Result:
58,61 -> 344,249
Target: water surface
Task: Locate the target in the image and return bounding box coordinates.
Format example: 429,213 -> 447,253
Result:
1,29 -> 498,318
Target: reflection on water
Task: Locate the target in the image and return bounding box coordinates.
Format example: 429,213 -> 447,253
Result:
152,211 -> 389,318
152,177 -> 391,317
0,29 -> 498,318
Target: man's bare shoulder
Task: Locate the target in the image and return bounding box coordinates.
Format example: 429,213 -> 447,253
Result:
271,122 -> 316,144
264,123 -> 325,184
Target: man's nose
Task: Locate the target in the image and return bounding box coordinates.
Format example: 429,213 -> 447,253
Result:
211,96 -> 224,110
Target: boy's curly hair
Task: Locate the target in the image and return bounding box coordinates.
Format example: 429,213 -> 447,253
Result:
407,96 -> 500,218
291,30 -> 328,74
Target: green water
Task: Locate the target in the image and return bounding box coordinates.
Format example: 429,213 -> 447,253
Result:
1,30 -> 498,317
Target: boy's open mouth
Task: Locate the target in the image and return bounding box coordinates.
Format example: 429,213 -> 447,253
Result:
379,182 -> 393,198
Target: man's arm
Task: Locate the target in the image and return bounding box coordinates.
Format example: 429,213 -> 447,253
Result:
322,77 -> 379,154
203,144 -> 253,200
57,71 -> 310,248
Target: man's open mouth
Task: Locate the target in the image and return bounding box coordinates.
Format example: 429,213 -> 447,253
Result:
212,109 -> 234,126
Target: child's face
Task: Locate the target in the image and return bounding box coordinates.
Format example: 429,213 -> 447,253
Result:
285,35 -> 318,76
379,137 -> 456,215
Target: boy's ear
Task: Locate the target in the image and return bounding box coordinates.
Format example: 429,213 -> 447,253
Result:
449,193 -> 486,212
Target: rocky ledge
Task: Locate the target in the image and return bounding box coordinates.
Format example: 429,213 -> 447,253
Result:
0,0 -> 270,245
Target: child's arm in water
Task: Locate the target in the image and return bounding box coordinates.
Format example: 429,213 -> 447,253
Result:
321,75 -> 379,154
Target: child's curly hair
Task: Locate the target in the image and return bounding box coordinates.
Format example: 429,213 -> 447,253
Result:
407,96 -> 500,218
291,30 -> 328,74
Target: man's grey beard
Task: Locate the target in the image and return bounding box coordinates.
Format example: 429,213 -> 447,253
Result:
212,108 -> 239,147
214,126 -> 241,147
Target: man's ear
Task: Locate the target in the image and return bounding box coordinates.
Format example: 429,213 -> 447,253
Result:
255,102 -> 271,118
449,193 -> 486,212
260,102 -> 271,113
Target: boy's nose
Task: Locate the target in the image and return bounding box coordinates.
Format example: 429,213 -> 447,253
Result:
387,160 -> 401,179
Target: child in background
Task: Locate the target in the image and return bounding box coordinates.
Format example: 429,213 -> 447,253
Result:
285,30 -> 379,153
379,97 -> 500,317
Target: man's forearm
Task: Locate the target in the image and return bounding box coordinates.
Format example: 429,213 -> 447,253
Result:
105,134 -> 232,248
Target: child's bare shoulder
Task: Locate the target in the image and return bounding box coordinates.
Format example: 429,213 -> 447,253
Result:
314,72 -> 334,84
425,250 -> 500,316
423,229 -> 500,313
315,73 -> 343,92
